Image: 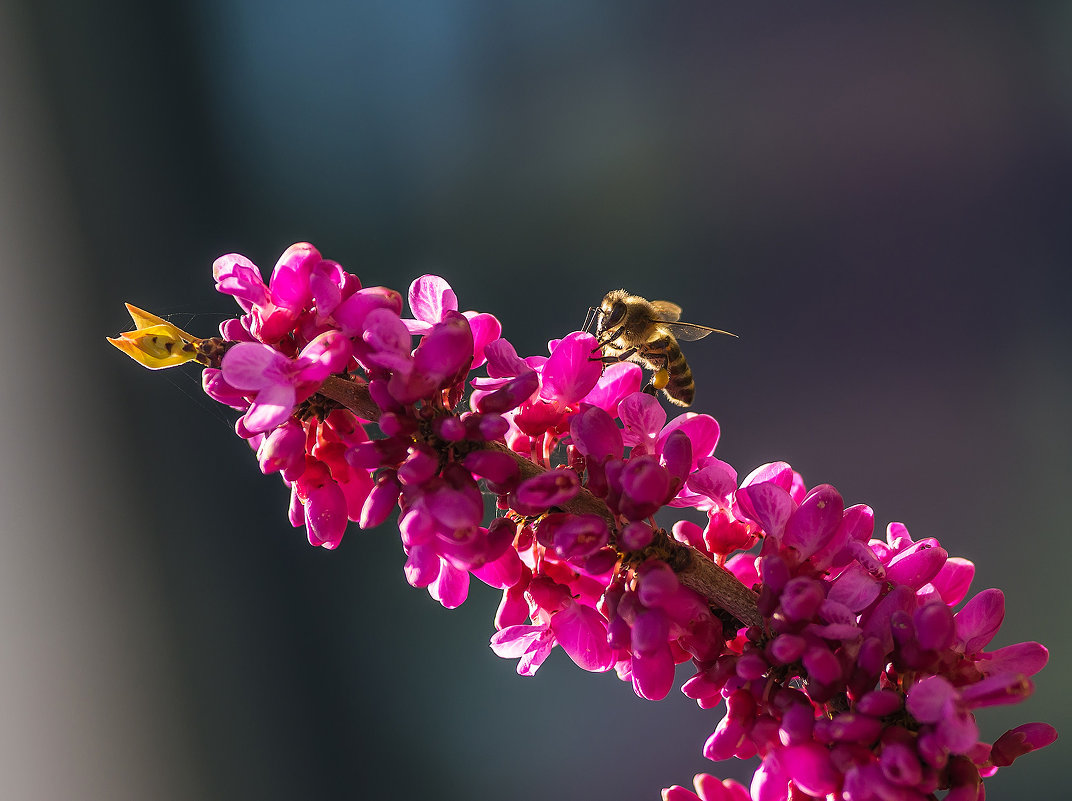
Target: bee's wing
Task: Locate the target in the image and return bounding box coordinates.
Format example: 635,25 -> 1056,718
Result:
650,300 -> 682,322
665,321 -> 737,341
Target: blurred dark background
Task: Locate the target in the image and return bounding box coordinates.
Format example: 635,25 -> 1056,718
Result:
2,1 -> 1068,798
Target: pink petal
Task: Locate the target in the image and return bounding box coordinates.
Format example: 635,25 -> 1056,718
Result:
581,361 -> 643,415
630,644 -> 675,700
304,480 -> 348,549
618,391 -> 666,447
734,481 -> 794,539
309,258 -> 347,317
810,503 -> 874,571
268,242 -> 318,310
657,413 -> 720,467
202,367 -> 250,408
827,562 -> 883,611
408,274 -> 458,323
362,308 -> 414,372
662,786 -> 702,801
471,548 -> 524,590
296,331 -> 352,382
740,461 -> 794,492
539,331 -> 603,404
484,338 -> 529,378
404,544 -> 440,587
990,723 -> 1058,767
549,602 -> 613,672
569,405 -> 623,461
686,458 -> 738,503
955,589 -> 1005,653
333,287 -> 404,336
782,484 -> 844,560
749,758 -> 790,801
778,743 -> 839,796
212,253 -> 268,311
885,539 -> 948,590
413,311 -> 474,383
221,343 -> 289,390
930,556 -> 975,606
907,675 -> 956,723
490,624 -> 546,659
978,641 -> 1049,678
463,311 -> 501,369
243,382 -> 298,433
429,559 -> 469,609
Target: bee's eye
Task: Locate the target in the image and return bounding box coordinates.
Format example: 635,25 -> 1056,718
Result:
605,302 -> 626,328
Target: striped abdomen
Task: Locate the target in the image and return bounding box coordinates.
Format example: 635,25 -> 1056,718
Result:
641,335 -> 694,407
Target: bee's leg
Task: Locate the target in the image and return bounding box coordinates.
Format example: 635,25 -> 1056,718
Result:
642,352 -> 671,396
592,325 -> 626,350
595,346 -> 637,364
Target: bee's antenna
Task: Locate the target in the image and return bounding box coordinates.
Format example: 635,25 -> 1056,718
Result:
582,306 -> 599,334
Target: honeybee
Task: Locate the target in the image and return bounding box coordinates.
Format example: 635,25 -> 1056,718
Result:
588,289 -> 735,407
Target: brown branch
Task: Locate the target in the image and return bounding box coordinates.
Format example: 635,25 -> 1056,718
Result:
318,375 -> 762,628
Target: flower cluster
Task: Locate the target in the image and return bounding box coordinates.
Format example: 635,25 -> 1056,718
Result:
110,243 -> 1055,800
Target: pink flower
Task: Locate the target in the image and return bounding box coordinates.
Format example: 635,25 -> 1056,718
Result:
213,242 -> 322,343
168,244 -> 1057,799
404,274 -> 501,368
221,331 -> 352,433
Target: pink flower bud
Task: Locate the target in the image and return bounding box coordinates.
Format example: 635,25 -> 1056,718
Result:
632,608 -> 671,655
990,722 -> 1058,767
462,450 -> 520,486
886,538 -> 948,590
636,561 -> 680,609
856,690 -> 903,717
777,742 -> 839,797
413,310 -> 474,386
671,519 -> 704,549
303,480 -> 348,549
569,405 -> 623,461
768,633 -> 806,665
802,644 -> 841,685
552,514 -> 610,559
378,411 -> 418,438
659,429 -> 693,486
777,702 -> 815,747
620,521 -> 655,551
914,601 -> 955,652
631,644 -> 675,701
735,651 -> 768,681
397,445 -> 439,485
618,456 -> 671,519
515,468 -> 581,510
359,470 -> 401,529
779,576 -> 825,621
476,371 -> 539,413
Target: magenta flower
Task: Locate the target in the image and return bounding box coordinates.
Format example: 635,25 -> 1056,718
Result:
403,274 -> 502,368
213,242 -> 323,343
114,243 -> 1055,800
221,330 -> 352,433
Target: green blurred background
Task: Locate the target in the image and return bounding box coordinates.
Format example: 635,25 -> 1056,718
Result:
2,1 -> 1068,798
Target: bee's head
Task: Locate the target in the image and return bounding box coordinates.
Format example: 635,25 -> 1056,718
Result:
598,290 -> 629,332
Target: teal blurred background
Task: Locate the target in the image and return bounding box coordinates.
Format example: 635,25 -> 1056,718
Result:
2,2 -> 1068,798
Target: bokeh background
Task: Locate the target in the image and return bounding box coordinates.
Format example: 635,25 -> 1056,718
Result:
2,2 -> 1069,799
